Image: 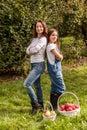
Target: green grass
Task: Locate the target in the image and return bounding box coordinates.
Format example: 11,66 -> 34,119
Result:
0,65 -> 87,130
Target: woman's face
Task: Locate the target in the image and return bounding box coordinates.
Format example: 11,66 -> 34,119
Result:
36,22 -> 44,35
49,31 -> 58,43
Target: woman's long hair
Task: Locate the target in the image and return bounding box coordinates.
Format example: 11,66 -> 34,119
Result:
33,20 -> 48,38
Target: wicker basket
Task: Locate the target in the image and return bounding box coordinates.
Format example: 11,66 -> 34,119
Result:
58,92 -> 80,117
43,101 -> 56,121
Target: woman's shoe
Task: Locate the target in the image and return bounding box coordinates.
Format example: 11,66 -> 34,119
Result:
31,101 -> 42,115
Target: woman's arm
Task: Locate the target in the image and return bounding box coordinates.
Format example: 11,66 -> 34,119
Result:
28,37 -> 47,55
26,43 -> 44,55
51,49 -> 63,61
26,45 -> 31,55
29,43 -> 43,54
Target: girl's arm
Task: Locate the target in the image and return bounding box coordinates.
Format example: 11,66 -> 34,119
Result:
51,49 -> 63,61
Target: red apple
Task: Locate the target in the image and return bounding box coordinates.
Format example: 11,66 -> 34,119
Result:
60,105 -> 65,111
60,103 -> 79,112
71,104 -> 76,110
66,106 -> 72,111
44,110 -> 51,117
74,104 -> 79,109
65,103 -> 72,108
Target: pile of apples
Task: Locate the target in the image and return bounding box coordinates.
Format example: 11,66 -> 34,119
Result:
60,103 -> 79,111
43,110 -> 55,117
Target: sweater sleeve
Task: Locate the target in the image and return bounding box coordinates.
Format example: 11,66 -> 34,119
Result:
29,37 -> 47,55
26,45 -> 31,55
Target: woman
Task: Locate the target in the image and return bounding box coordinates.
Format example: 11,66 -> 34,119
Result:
46,29 -> 66,110
24,20 -> 48,114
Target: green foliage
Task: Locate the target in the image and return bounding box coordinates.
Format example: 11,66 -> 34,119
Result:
81,47 -> 87,57
21,60 -> 30,76
60,37 -> 84,62
0,0 -> 32,74
0,65 -> 87,129
0,0 -> 87,74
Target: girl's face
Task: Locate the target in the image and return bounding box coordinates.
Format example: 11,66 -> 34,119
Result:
49,31 -> 58,43
36,22 -> 44,36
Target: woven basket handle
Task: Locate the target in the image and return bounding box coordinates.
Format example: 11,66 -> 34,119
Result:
57,92 -> 80,110
44,101 -> 53,111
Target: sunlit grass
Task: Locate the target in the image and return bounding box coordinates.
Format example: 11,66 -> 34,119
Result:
0,65 -> 87,130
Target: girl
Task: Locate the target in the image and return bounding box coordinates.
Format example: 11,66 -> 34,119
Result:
46,29 -> 66,110
24,20 -> 47,115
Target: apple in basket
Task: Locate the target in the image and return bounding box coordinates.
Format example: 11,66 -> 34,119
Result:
44,110 -> 55,117
60,103 -> 79,111
50,111 -> 55,116
44,110 -> 51,117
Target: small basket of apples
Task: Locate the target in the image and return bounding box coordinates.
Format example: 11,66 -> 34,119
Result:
43,101 -> 56,121
58,92 -> 80,117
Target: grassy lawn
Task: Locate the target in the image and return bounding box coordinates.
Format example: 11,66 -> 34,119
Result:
0,65 -> 87,130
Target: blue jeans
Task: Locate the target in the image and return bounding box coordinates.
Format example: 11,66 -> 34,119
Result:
24,62 -> 45,103
47,60 -> 66,94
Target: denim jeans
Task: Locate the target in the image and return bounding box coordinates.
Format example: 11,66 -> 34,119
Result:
47,59 -> 66,94
24,62 -> 45,103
